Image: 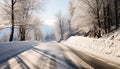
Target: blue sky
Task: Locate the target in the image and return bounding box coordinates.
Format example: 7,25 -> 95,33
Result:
42,0 -> 69,19
41,0 -> 69,34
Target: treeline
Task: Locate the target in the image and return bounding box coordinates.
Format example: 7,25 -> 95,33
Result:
68,0 -> 120,38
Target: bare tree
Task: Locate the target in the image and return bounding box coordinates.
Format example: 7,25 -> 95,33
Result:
68,1 -> 74,37
1,0 -> 23,41
34,28 -> 43,41
55,12 -> 64,42
17,0 -> 44,41
1,0 -> 17,41
9,0 -> 16,41
32,17 -> 43,41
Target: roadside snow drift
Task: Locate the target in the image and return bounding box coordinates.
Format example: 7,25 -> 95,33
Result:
64,36 -> 120,63
106,28 -> 120,41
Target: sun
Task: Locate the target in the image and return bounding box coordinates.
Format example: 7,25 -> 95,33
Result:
43,19 -> 56,26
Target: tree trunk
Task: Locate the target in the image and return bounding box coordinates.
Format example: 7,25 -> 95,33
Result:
107,4 -> 110,33
59,19 -> 63,42
68,20 -> 71,38
97,8 -> 101,38
9,0 -> 15,41
19,25 -> 26,41
115,0 -> 119,29
103,6 -> 107,34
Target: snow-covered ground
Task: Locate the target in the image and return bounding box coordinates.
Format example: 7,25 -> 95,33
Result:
0,41 -> 39,63
64,36 -> 120,63
0,28 -> 19,43
105,28 -> 120,41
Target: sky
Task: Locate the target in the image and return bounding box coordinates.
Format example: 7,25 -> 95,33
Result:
41,0 -> 69,26
41,0 -> 69,34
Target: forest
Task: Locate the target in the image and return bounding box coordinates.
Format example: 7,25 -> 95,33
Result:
69,0 -> 120,38
0,0 -> 120,42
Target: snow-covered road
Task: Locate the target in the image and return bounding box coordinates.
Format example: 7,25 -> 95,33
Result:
0,42 -> 119,69
0,42 -> 92,69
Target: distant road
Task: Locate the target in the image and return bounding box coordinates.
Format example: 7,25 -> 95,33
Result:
0,42 -> 120,69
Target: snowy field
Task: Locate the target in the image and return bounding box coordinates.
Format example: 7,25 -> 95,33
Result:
64,36 -> 120,64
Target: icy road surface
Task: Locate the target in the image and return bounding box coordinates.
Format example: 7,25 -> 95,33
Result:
0,42 -> 119,69
0,42 -> 92,69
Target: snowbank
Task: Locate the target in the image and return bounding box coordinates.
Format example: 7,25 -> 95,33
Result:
64,36 -> 120,63
107,28 -> 120,41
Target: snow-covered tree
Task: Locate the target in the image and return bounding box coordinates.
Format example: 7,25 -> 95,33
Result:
69,0 -> 95,36
0,0 -> 44,41
16,0 -> 44,41
54,12 -> 70,41
55,12 -> 64,42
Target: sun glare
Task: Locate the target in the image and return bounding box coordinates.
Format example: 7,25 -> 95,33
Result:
44,19 -> 56,26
